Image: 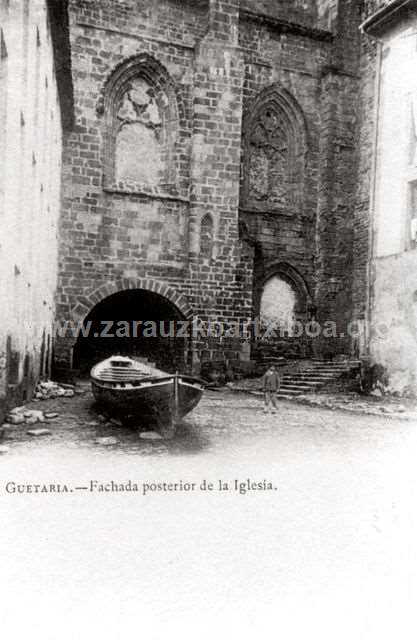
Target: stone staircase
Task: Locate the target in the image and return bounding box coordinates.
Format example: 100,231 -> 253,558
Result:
277,360 -> 360,398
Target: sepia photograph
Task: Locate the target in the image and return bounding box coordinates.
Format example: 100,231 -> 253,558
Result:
1,0 -> 417,638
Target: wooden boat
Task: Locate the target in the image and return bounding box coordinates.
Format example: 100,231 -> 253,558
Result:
90,356 -> 204,428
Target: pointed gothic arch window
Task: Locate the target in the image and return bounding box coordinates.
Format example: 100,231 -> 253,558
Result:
242,85 -> 307,214
200,213 -> 214,259
97,54 -> 182,195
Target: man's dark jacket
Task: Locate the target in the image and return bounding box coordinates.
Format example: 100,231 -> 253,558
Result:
262,371 -> 281,392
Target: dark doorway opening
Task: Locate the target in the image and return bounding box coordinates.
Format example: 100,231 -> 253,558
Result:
73,289 -> 188,375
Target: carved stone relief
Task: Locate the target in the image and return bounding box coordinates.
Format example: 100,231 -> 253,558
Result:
247,109 -> 290,208
115,78 -> 163,185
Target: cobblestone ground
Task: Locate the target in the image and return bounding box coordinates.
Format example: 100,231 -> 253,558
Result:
1,386 -> 417,640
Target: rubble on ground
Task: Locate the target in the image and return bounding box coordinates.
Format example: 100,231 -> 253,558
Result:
3,405 -> 60,427
24,410 -> 45,423
7,413 -> 26,425
34,380 -> 75,400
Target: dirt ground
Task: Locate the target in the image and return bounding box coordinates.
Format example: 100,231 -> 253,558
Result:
2,382 -> 416,457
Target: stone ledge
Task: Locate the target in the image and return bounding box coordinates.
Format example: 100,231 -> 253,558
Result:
239,205 -> 298,218
76,21 -> 197,51
104,184 -> 190,203
240,8 -> 334,42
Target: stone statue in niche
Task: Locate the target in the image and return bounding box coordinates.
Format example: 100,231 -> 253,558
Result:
248,109 -> 289,207
115,77 -> 163,185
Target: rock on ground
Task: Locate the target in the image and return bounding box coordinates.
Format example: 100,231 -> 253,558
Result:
9,405 -> 27,415
139,431 -> 164,441
95,437 -> 119,446
7,414 -> 25,425
27,429 -> 52,437
24,410 -> 45,422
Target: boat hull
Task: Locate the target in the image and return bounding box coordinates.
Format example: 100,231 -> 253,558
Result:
91,375 -> 204,427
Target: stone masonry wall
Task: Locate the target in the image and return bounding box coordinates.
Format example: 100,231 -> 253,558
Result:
238,11 -> 330,302
57,0 -> 364,372
57,0 -> 252,372
240,0 -> 317,26
238,1 -> 362,359
315,0 -> 362,358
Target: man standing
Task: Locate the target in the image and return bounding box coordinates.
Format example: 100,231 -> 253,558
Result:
262,364 -> 281,414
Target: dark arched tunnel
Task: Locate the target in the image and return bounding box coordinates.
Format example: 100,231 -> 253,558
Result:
72,288 -> 188,375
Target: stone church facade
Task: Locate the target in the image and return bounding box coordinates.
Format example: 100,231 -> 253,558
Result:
55,0 -> 364,377
2,0 -> 414,409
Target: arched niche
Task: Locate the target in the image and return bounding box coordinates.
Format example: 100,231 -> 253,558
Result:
97,54 -> 184,194
200,213 -> 214,259
255,262 -> 312,322
253,262 -> 313,357
241,84 -> 308,214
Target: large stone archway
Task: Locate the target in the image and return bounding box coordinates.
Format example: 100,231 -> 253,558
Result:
69,277 -> 193,328
54,277 -> 194,376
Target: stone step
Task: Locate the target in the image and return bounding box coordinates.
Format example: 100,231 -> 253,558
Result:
281,378 -> 323,385
299,368 -> 356,374
257,359 -> 360,397
285,380 -> 324,387
278,369 -> 355,379
277,392 -> 313,398
282,378 -> 342,385
280,366 -> 359,395
308,364 -> 358,369
282,373 -> 342,380
277,389 -> 304,397
307,362 -> 358,368
280,384 -> 322,392
262,363 -> 358,373
310,364 -> 359,370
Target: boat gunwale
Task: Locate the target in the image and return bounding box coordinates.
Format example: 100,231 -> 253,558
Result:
91,373 -> 206,389
91,359 -> 206,387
